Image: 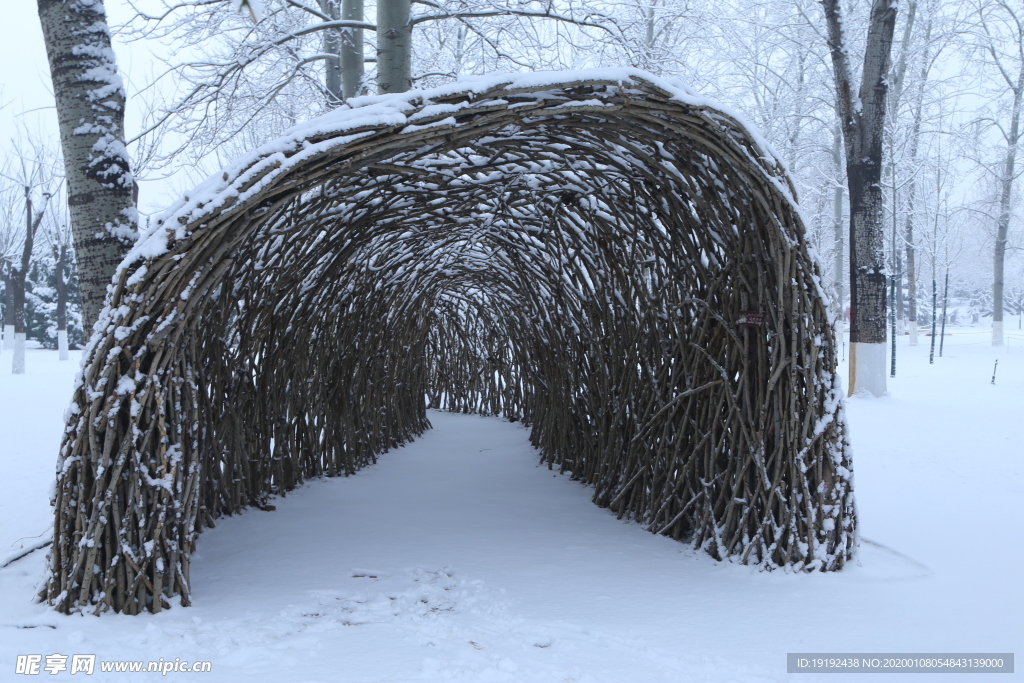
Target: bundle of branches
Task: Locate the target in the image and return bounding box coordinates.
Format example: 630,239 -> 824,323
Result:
45,69 -> 854,615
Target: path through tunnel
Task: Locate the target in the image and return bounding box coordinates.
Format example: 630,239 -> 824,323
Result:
46,70 -> 854,614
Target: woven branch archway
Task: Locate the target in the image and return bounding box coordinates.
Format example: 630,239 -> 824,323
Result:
46,70 -> 854,614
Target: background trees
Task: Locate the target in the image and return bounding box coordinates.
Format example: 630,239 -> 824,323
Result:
8,0 -> 1021,382
0,135 -> 61,373
0,136 -> 83,371
964,0 -> 1023,346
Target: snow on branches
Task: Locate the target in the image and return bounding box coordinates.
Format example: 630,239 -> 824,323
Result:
46,70 -> 854,614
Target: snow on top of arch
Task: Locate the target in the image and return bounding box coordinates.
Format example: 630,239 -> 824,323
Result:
124,68 -> 785,272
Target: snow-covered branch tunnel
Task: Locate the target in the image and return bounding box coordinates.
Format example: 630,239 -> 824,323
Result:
46,70 -> 854,614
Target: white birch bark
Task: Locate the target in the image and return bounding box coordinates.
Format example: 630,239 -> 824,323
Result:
377,0 -> 412,94
341,0 -> 365,99
37,0 -> 137,334
318,0 -> 344,105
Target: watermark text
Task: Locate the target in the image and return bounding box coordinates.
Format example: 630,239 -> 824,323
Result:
15,654 -> 212,675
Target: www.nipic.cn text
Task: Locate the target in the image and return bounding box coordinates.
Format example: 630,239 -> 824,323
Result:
15,654 -> 212,675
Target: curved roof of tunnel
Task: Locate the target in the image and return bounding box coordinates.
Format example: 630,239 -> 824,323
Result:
48,70 -> 853,615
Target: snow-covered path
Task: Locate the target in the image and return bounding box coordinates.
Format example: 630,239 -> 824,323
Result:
1,332 -> 1021,682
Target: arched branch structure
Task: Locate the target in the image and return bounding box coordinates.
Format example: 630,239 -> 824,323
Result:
46,70 -> 854,615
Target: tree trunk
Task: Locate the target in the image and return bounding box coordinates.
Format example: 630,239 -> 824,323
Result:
376,0 -> 412,94
341,0 -> 365,99
992,74 -> 1022,346
11,273 -> 26,341
318,0 -> 344,105
37,0 -> 136,335
905,186 -> 919,345
2,268 -> 12,351
832,128 -> 845,310
644,0 -> 657,68
887,0 -> 915,341
904,23 -> 930,347
889,147 -> 899,375
11,189 -> 42,375
929,262 -> 937,364
890,272 -> 897,377
939,270 -> 948,357
823,0 -> 898,397
847,160 -> 889,393
11,271 -> 26,374
56,243 -> 70,360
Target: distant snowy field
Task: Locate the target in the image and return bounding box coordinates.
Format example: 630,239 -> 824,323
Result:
1,330 -> 1021,682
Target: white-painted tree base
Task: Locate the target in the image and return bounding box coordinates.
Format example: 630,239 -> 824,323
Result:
2,325 -> 14,351
909,323 -> 918,346
992,320 -> 1003,346
58,329 -> 69,361
848,341 -> 887,397
12,333 -> 26,375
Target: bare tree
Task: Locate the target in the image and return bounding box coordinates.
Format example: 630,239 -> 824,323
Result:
966,0 -> 1023,346
37,0 -> 137,334
0,139 -> 59,374
898,13 -> 941,347
0,185 -> 19,355
581,0 -> 717,77
40,208 -> 76,360
883,0 -> 917,367
822,0 -> 899,397
122,0 -> 618,164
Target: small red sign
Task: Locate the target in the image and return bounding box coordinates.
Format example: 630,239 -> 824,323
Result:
737,311 -> 765,327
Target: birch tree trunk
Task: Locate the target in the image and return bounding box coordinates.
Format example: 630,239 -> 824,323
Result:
377,0 -> 412,94
37,0 -> 136,335
318,0 -> 344,105
341,0 -> 365,99
823,0 -> 899,397
644,0 -> 657,69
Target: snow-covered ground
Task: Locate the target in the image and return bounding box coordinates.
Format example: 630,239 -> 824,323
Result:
1,330 -> 1021,682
